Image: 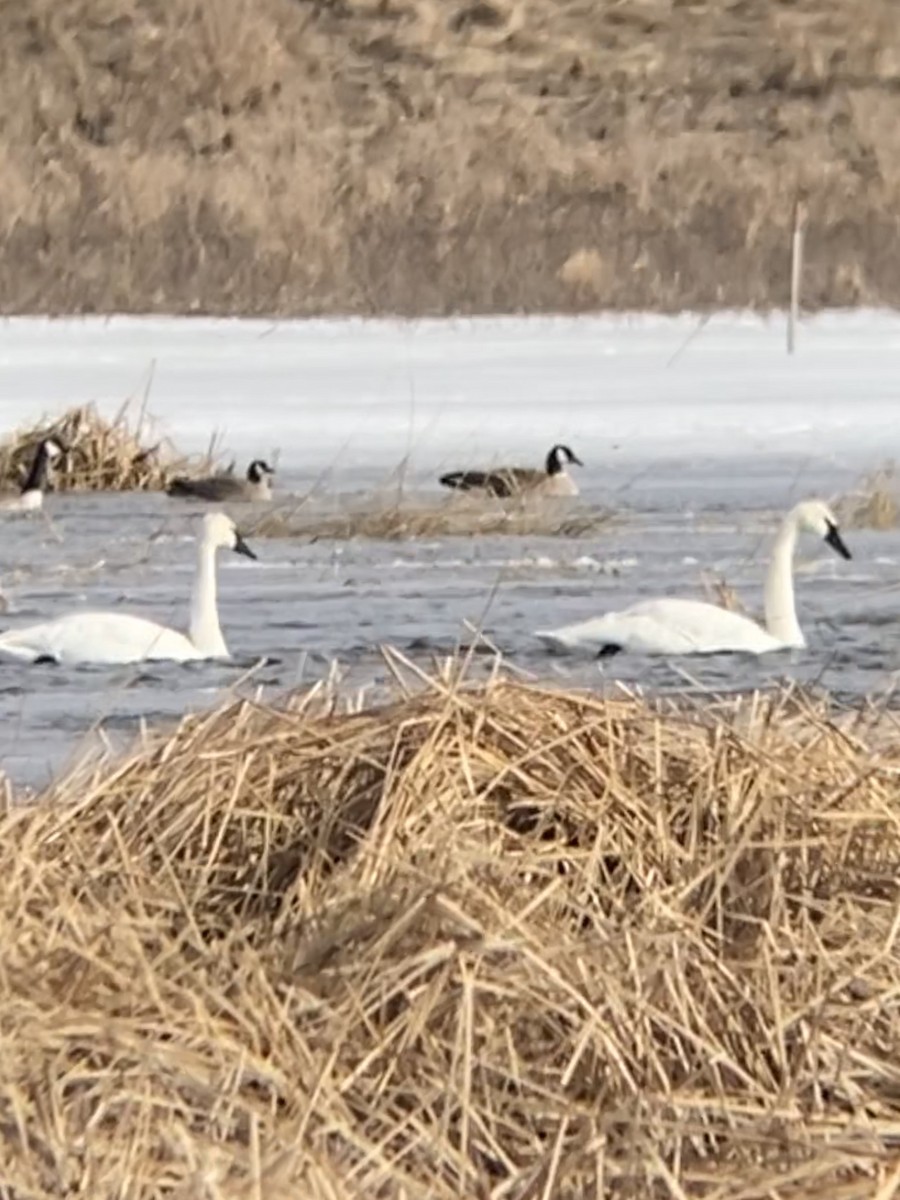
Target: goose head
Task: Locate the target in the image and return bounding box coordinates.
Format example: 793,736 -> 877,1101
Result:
202,511 -> 257,559
793,499 -> 852,560
546,444 -> 583,475
21,435 -> 67,494
247,459 -> 275,484
40,436 -> 66,461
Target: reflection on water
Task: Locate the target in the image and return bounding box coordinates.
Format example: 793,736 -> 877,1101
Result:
0,459 -> 897,790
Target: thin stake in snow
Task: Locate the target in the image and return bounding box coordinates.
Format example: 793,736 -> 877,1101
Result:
788,196 -> 807,355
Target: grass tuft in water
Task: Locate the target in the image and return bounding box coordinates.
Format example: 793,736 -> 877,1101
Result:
835,460 -> 899,530
249,491 -> 617,541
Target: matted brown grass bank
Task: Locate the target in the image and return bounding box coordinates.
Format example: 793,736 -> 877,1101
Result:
2,0 -> 900,316
1,666 -> 899,1196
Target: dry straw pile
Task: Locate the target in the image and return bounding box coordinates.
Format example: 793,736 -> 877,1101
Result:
1,666 -> 899,1196
0,403 -> 216,493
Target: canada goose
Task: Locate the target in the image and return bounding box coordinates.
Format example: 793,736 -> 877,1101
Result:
166,459 -> 275,503
0,512 -> 257,665
439,444 -> 583,499
535,499 -> 852,657
0,437 -> 65,514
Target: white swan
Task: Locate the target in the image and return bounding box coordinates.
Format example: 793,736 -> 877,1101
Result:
0,512 -> 257,665
535,499 -> 852,657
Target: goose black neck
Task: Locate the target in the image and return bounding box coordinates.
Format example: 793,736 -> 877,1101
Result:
546,445 -> 566,476
21,443 -> 51,495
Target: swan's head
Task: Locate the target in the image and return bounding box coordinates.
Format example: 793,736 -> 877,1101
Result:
41,437 -> 66,461
547,444 -> 583,474
794,499 -> 852,560
248,460 -> 275,483
201,511 -> 257,560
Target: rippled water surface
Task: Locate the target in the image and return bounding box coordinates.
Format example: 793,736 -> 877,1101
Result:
1,312 -> 899,789
1,461 -> 897,790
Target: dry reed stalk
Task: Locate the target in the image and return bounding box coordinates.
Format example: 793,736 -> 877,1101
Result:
0,663 -> 899,1195
700,570 -> 747,614
835,461 -> 900,530
250,495 -> 616,541
0,402 -> 221,493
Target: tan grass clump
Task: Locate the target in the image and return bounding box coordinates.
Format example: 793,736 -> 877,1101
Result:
251,495 -> 616,540
1,665 -> 900,1195
836,461 -> 900,530
557,247 -> 606,298
0,402 -> 219,492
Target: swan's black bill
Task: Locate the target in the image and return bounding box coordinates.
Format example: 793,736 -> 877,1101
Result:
570,453 -> 584,467
824,521 -> 852,560
234,533 -> 257,560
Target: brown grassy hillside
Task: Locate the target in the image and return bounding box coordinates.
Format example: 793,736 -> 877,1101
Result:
3,0 -> 900,315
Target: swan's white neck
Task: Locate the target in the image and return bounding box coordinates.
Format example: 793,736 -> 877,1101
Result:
763,515 -> 804,647
189,537 -> 228,657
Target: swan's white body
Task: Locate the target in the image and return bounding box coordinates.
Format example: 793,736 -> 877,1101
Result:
0,612 -> 202,665
535,499 -> 851,658
538,597 -> 787,656
0,512 -> 256,665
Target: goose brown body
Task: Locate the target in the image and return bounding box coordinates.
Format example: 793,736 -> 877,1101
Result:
167,459 -> 275,502
439,444 -> 582,499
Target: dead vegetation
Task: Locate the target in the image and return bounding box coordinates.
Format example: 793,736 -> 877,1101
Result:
250,492 -> 616,540
2,0 -> 900,315
0,402 -> 220,492
2,662 -> 900,1196
700,569 -> 748,615
835,461 -> 900,530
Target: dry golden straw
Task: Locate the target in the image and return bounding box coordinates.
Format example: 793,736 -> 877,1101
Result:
836,461 -> 899,531
0,402 -> 219,493
251,493 -> 615,541
1,659 -> 899,1196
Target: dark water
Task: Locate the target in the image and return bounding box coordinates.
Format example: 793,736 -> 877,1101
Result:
0,456 -> 896,790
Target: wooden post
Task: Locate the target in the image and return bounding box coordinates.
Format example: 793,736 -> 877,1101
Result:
788,197 -> 807,355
